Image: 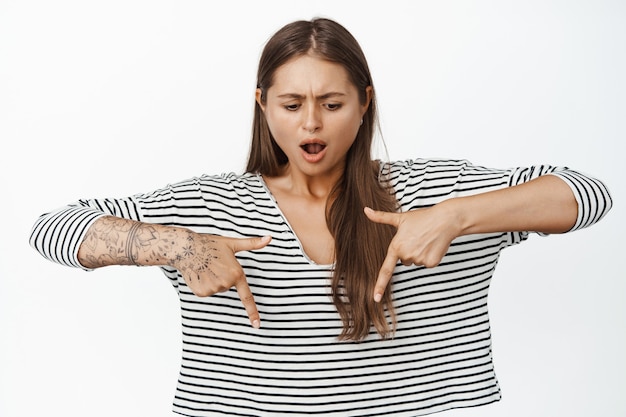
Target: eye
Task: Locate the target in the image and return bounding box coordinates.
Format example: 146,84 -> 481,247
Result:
325,103 -> 342,111
284,103 -> 300,111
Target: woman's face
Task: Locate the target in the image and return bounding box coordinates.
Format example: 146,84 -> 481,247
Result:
257,54 -> 371,181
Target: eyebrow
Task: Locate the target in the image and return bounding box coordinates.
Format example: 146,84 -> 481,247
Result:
276,92 -> 347,100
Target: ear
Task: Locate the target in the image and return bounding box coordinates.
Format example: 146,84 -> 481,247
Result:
255,88 -> 266,112
361,86 -> 373,116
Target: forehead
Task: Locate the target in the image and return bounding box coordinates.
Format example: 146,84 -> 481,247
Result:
270,54 -> 355,94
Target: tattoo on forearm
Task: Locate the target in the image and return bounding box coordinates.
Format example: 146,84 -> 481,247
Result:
80,218 -> 224,289
125,222 -> 143,264
80,217 -> 158,267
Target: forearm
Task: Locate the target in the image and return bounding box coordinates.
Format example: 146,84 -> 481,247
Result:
447,175 -> 578,236
77,216 -> 193,269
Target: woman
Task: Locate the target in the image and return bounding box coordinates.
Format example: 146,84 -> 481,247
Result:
30,18 -> 612,417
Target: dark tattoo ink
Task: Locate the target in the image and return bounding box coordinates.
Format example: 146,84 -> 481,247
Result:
79,217 -> 160,268
125,222 -> 143,264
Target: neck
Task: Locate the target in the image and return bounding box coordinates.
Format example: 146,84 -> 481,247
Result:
272,163 -> 344,200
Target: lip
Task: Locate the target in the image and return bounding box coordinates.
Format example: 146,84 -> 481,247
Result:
299,138 -> 327,163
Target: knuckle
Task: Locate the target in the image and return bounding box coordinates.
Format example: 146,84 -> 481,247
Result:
194,287 -> 213,297
239,292 -> 255,304
423,256 -> 439,268
187,277 -> 225,297
380,265 -> 393,276
388,240 -> 402,252
227,266 -> 245,280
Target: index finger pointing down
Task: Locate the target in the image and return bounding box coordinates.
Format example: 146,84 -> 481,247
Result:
235,279 -> 260,328
374,252 -> 399,303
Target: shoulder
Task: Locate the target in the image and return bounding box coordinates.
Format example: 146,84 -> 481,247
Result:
381,159 -> 516,207
198,172 -> 263,189
162,172 -> 263,191
136,172 -> 265,203
380,158 -> 475,183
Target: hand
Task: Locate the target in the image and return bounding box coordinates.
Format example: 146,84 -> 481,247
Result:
364,204 -> 460,302
171,232 -> 272,328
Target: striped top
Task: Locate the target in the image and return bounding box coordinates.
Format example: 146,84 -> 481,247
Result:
29,159 -> 612,417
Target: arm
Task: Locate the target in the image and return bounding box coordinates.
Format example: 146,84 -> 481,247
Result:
78,215 -> 269,327
450,174 -> 577,235
31,206 -> 270,327
366,171 -> 611,301
78,215 -> 205,269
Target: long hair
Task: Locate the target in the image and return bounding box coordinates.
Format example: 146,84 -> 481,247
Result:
246,18 -> 398,341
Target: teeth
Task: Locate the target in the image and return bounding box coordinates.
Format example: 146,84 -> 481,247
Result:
302,143 -> 325,154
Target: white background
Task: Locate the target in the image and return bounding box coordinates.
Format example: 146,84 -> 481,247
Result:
1,1 -> 624,416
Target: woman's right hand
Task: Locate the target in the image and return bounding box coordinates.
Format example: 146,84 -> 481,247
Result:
78,216 -> 271,328
170,232 -> 272,328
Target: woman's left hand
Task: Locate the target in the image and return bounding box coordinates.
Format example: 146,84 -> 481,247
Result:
364,204 -> 461,302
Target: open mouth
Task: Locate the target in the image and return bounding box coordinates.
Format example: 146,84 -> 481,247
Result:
301,143 -> 326,154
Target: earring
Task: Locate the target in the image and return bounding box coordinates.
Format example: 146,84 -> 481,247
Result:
360,118 -> 363,126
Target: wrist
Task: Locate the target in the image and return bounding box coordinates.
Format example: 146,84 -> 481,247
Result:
160,226 -> 197,268
438,197 -> 470,237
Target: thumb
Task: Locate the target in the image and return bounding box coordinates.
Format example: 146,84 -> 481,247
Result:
364,207 -> 401,227
230,235 -> 272,253
230,236 -> 272,252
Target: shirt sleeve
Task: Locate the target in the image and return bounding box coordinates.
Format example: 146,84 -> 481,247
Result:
29,197 -> 143,270
507,165 -> 613,232
387,159 -> 612,247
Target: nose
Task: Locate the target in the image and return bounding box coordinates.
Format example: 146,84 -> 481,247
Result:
302,105 -> 322,134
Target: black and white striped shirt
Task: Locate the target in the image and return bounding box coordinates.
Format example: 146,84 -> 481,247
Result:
29,159 -> 612,416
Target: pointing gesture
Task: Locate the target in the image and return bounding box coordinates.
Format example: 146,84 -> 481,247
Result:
364,206 -> 460,302
77,217 -> 272,329
171,233 -> 272,329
